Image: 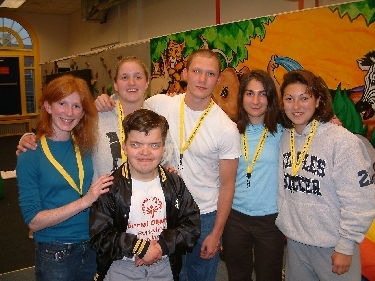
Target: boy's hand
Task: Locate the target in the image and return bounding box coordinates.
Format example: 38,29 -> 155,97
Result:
95,94 -> 115,112
331,251 -> 352,275
200,233 -> 220,259
16,134 -> 37,156
134,256 -> 144,267
141,240 -> 162,265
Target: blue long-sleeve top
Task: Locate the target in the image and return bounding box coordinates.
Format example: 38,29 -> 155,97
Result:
232,123 -> 283,216
16,137 -> 94,243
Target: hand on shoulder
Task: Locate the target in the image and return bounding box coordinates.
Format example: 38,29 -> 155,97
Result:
16,133 -> 37,156
95,94 -> 116,112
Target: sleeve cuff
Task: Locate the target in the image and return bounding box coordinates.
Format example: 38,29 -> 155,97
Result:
334,237 -> 356,255
158,237 -> 169,256
132,239 -> 150,259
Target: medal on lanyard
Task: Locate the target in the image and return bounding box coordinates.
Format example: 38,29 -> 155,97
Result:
242,128 -> 268,188
290,120 -> 318,177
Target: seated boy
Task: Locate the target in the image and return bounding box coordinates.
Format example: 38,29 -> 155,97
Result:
89,109 -> 200,281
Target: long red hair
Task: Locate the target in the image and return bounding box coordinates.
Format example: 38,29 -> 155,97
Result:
36,75 -> 98,154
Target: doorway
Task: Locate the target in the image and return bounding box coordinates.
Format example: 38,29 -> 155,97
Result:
0,57 -> 21,115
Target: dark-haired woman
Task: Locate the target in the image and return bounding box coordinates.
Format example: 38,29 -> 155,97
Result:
222,70 -> 285,281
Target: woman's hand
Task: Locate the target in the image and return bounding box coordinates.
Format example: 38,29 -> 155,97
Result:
164,164 -> 179,174
82,174 -> 113,207
28,174 -> 113,232
331,251 -> 352,275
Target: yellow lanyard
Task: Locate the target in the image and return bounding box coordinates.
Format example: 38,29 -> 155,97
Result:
242,127 -> 268,188
40,134 -> 84,196
179,96 -> 214,169
117,102 -> 127,163
290,120 -> 318,176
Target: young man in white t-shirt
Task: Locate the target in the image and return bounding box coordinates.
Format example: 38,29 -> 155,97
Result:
94,49 -> 241,281
143,49 -> 241,281
89,109 -> 200,281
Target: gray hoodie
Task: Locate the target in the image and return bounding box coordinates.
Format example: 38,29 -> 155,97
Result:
276,121 -> 375,255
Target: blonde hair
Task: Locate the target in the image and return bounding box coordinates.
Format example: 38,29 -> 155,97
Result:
114,56 -> 150,82
186,49 -> 221,72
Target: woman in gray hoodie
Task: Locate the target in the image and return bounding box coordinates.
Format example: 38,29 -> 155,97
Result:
276,69 -> 375,281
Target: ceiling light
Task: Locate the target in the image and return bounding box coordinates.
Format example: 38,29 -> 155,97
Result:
0,0 -> 26,8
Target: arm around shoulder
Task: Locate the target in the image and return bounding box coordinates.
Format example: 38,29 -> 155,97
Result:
16,132 -> 37,155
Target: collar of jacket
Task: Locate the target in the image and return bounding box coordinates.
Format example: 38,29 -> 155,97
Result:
121,162 -> 167,183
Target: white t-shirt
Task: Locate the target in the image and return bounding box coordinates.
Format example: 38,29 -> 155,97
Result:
144,93 -> 241,214
127,177 -> 167,241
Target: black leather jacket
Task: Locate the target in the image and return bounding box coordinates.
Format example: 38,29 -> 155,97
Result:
90,163 -> 200,281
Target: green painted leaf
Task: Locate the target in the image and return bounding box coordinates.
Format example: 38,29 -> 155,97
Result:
150,16 -> 275,69
332,84 -> 367,135
330,0 -> 375,26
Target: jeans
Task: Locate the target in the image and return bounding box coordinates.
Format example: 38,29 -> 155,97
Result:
180,211 -> 219,281
35,240 -> 96,281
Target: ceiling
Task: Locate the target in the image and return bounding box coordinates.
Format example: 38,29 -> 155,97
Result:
1,0 -> 81,15
0,0 -> 352,16
1,0 -> 353,16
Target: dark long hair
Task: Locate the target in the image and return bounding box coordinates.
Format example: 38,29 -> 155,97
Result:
279,70 -> 334,128
236,70 -> 280,134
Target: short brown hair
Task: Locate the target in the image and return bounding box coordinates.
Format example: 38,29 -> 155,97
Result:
280,69 -> 334,128
123,109 -> 169,144
186,49 -> 221,73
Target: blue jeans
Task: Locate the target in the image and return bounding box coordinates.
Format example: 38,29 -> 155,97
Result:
35,240 -> 96,281
180,211 -> 220,281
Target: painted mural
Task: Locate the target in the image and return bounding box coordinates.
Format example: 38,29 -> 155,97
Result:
150,1 -> 375,279
150,1 -> 375,139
